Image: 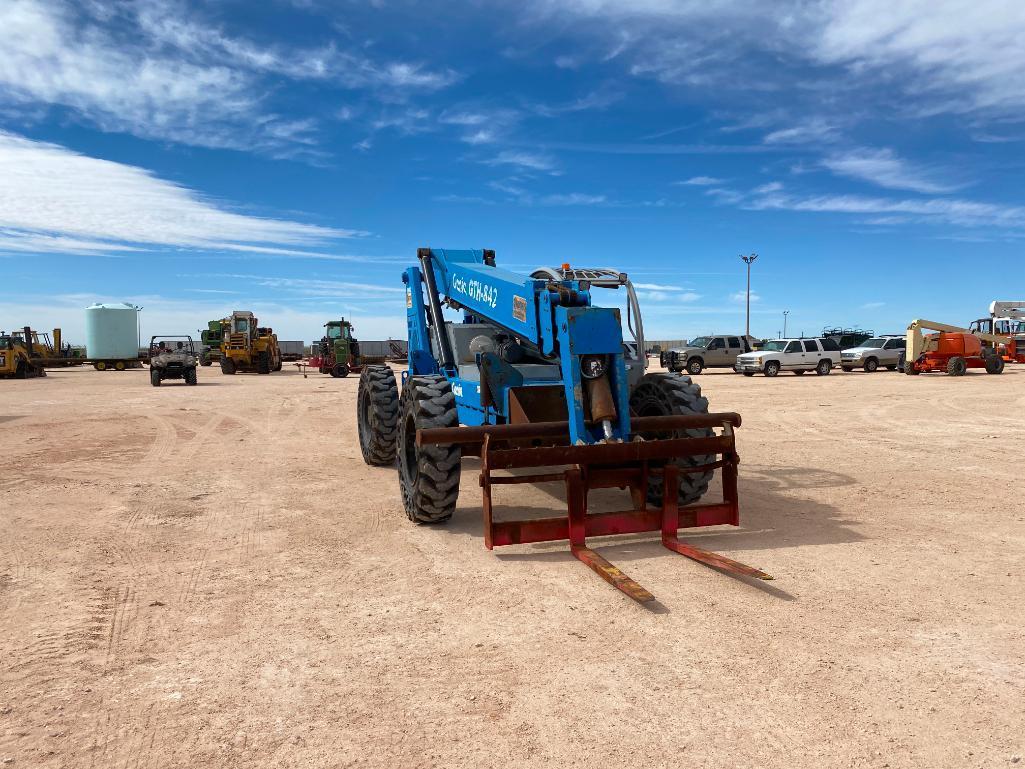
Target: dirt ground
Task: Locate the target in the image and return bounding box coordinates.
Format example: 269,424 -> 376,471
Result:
1,362 -> 1023,768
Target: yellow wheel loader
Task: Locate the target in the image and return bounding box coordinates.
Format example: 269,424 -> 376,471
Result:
218,311 -> 282,375
0,331 -> 46,379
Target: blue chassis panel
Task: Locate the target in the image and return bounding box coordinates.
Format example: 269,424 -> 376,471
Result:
402,248 -> 632,445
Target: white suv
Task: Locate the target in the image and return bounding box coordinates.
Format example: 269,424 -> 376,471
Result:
734,338 -> 842,377
840,335 -> 905,372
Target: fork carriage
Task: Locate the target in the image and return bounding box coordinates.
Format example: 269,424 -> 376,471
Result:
418,412 -> 771,604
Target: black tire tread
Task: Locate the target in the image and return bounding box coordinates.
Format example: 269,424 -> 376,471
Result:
628,372 -> 713,507
398,376 -> 461,524
357,365 -> 400,465
257,351 -> 271,374
984,354 -> 1004,375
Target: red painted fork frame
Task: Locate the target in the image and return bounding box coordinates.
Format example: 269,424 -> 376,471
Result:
472,419 -> 771,604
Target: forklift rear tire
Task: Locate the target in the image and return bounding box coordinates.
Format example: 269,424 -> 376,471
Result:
628,373 -> 713,507
358,365 -> 400,465
220,357 -> 236,375
397,375 -> 461,524
150,368 -> 161,387
947,356 -> 967,376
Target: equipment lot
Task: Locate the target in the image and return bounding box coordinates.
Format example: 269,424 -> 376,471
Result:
2,366 -> 1023,768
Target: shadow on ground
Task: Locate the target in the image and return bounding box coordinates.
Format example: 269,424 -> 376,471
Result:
438,459 -> 863,588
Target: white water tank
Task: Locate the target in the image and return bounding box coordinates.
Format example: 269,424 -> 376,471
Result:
85,303 -> 140,359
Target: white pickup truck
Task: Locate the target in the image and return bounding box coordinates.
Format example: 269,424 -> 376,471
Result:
733,337 -> 843,377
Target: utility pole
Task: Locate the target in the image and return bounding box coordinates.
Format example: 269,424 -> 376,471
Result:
740,253 -> 758,339
783,310 -> 790,337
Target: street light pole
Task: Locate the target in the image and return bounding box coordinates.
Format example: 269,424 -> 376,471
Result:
740,253 -> 758,339
783,310 -> 790,337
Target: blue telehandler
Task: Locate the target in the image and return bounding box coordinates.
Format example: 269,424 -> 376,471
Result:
357,248 -> 770,603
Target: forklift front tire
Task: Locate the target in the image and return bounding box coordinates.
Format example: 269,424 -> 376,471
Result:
397,375 -> 461,524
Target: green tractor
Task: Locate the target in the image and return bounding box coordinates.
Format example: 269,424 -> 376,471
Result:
311,319 -> 362,377
199,319 -> 226,366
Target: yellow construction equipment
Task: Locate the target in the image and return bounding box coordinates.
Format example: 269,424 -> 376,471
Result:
0,330 -> 46,378
219,311 -> 282,375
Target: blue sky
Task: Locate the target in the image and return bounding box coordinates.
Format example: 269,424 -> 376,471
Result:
2,0 -> 1024,344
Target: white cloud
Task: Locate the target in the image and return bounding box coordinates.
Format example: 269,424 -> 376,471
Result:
748,187 -> 1025,231
461,129 -> 498,145
822,148 -> 962,194
730,291 -> 760,303
763,120 -> 840,145
529,0 -> 1025,119
484,150 -> 558,172
860,301 -> 885,309
438,110 -> 492,126
530,88 -> 624,117
637,290 -> 701,303
538,193 -> 606,206
0,0 -> 456,151
371,108 -> 433,135
633,282 -> 688,291
705,187 -> 745,205
0,131 -> 363,256
676,176 -> 724,186
811,0 -> 1025,114
195,274 -> 405,298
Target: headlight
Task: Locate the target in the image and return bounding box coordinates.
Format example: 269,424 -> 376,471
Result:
580,354 -> 607,380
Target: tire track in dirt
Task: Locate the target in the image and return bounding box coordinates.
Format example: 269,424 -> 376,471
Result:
4,582 -> 113,679
139,415 -> 178,466
182,413 -> 227,456
104,585 -> 139,668
87,701 -> 167,769
177,547 -> 209,605
108,411 -> 230,570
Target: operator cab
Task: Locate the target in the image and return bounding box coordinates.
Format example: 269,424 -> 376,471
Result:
229,311 -> 258,339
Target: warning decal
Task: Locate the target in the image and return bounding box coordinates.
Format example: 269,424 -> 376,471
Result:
513,295 -> 527,322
